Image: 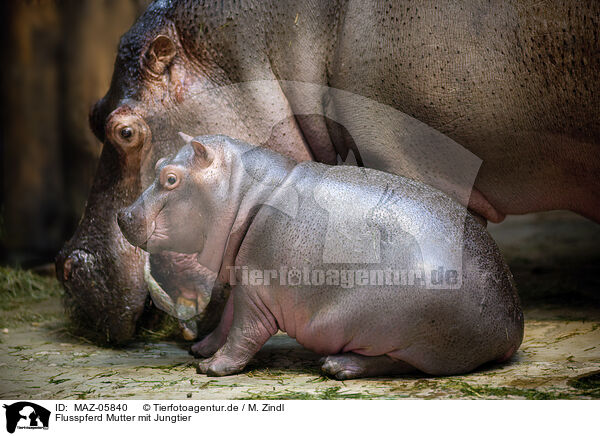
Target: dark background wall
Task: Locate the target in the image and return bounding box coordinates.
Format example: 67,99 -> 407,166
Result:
0,0 -> 151,266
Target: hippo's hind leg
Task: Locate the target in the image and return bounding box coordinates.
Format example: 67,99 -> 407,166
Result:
196,286 -> 277,376
321,353 -> 417,380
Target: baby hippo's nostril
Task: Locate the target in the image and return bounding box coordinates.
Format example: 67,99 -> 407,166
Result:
117,207 -> 147,247
117,208 -> 134,235
117,208 -> 133,231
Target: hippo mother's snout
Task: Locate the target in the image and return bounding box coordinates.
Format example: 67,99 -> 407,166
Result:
56,245 -> 146,345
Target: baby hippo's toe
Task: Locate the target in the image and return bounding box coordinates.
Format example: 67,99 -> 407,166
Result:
321,353 -> 417,380
195,355 -> 245,377
190,333 -> 223,358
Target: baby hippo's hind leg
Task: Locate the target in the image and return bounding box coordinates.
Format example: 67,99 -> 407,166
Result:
321,353 -> 417,380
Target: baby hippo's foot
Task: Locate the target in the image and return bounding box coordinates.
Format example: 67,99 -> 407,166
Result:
195,353 -> 246,377
320,353 -> 416,380
190,332 -> 226,358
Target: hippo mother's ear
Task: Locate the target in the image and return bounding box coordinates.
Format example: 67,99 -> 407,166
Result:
143,35 -> 177,77
191,139 -> 214,168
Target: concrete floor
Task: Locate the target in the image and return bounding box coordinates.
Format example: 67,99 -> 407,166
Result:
1,211 -> 599,399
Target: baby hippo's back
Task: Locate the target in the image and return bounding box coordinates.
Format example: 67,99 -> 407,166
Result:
236,162 -> 524,375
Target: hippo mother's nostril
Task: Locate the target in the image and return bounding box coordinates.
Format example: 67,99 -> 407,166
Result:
59,249 -> 97,282
63,257 -> 74,281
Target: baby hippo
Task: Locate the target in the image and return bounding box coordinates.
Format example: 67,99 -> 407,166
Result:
118,134 -> 523,379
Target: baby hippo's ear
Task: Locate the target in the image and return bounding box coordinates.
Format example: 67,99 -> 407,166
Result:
191,139 -> 214,168
178,132 -> 194,143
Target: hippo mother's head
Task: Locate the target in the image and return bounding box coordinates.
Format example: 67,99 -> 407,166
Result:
55,2 -> 185,344
55,0 -> 309,344
55,1 -> 227,344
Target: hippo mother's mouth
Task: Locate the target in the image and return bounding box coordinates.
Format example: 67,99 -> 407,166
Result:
143,258 -> 200,339
143,257 -> 194,319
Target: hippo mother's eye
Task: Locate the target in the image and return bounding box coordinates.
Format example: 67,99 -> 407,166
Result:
120,127 -> 133,139
105,106 -> 150,152
167,175 -> 177,185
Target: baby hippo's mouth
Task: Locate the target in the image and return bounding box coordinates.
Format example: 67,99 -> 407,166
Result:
144,220 -> 176,252
138,220 -> 156,250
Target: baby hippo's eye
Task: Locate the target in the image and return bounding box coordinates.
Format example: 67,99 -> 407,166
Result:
164,173 -> 179,190
160,166 -> 182,190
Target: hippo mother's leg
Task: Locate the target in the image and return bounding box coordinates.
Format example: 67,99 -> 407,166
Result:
321,353 -> 417,380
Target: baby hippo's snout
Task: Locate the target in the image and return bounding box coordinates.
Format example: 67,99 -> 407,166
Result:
117,205 -> 152,249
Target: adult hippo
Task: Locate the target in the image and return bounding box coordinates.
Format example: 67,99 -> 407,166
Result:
56,0 -> 599,344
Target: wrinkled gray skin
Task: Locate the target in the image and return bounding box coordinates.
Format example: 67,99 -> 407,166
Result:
118,135 -> 523,378
58,0 -> 599,344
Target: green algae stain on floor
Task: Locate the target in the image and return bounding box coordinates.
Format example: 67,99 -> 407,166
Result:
1,310 -> 598,400
568,372 -> 600,398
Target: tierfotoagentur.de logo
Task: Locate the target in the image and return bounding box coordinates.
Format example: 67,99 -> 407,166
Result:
2,402 -> 50,434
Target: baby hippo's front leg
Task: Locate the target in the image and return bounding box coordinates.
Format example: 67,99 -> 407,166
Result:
190,295 -> 233,357
196,286 -> 278,376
